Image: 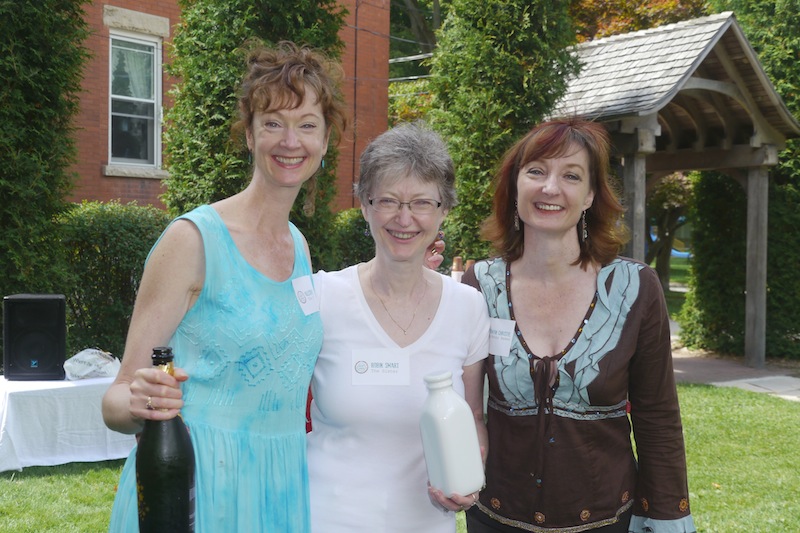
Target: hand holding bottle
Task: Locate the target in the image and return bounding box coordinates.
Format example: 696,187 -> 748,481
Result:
129,359 -> 189,422
428,486 -> 481,513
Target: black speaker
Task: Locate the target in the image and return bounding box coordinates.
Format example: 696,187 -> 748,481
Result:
3,294 -> 66,380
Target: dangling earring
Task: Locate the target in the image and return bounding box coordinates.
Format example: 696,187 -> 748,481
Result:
580,210 -> 588,243
248,151 -> 252,165
513,201 -> 520,231
321,159 -> 326,170
364,223 -> 371,237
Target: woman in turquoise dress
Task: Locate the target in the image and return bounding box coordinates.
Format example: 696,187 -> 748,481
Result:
102,41 -> 348,532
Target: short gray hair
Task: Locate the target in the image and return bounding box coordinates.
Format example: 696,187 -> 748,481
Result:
355,122 -> 457,209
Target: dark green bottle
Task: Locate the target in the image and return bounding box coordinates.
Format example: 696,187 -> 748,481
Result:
136,346 -> 196,532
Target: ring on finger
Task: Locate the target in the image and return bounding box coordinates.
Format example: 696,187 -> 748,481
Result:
146,396 -> 154,410
472,493 -> 478,503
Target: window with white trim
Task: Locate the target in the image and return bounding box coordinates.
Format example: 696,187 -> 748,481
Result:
109,34 -> 161,166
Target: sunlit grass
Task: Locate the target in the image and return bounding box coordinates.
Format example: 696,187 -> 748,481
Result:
2,385 -> 797,532
0,460 -> 125,532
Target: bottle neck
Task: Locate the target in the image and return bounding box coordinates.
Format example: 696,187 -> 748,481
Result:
426,381 -> 453,392
155,361 -> 175,376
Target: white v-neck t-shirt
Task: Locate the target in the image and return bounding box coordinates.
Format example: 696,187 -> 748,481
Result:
308,265 -> 489,533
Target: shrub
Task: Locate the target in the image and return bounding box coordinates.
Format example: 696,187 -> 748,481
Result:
59,201 -> 171,358
677,173 -> 747,354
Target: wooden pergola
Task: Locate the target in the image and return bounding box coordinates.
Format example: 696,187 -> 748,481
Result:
552,12 -> 800,368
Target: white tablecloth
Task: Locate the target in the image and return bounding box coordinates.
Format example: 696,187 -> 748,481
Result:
0,376 -> 136,473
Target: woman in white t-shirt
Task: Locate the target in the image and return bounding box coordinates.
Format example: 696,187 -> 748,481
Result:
308,122 -> 489,533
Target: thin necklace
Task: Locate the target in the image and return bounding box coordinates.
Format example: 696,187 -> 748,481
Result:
369,264 -> 428,335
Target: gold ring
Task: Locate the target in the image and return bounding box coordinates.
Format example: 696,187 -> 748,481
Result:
472,493 -> 478,503
146,396 -> 154,410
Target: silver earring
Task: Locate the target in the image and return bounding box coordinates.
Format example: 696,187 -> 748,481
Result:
514,201 -> 520,231
364,223 -> 370,237
580,210 -> 588,242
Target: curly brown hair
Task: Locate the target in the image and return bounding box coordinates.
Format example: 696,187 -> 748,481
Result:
229,41 -> 348,215
231,40 -> 348,146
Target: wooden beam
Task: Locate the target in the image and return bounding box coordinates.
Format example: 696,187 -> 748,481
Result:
646,144 -> 778,173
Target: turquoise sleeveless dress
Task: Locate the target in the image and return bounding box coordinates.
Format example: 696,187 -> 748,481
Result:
108,205 -> 323,532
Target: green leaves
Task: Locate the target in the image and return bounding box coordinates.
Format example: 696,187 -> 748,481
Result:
161,0 -> 346,273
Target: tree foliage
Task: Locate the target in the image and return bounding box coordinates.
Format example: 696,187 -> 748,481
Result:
646,172 -> 693,290
677,173 -> 747,354
162,0 -> 347,270
389,79 -> 434,126
570,0 -> 708,42
428,0 -> 579,261
0,0 -> 90,355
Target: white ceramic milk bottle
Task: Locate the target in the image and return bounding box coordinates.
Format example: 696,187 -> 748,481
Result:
419,371 -> 484,496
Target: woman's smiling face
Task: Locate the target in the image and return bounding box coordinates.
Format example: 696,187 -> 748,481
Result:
362,174 -> 446,264
246,87 -> 329,190
516,142 -> 595,238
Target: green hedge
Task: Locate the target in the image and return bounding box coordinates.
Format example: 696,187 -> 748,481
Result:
0,0 -> 90,355
59,201 -> 171,358
677,174 -> 747,354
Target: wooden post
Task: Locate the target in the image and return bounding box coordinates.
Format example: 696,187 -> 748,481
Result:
745,166 -> 768,368
622,153 -> 647,261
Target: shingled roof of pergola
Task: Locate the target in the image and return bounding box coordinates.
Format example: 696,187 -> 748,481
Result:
552,11 -> 799,166
550,12 -> 800,366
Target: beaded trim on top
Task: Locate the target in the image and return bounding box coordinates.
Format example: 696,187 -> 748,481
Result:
505,266 -> 599,361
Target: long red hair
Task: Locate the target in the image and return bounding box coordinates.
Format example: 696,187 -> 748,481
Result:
481,118 -> 628,267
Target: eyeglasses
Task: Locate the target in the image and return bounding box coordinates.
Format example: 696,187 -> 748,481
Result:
368,197 -> 442,215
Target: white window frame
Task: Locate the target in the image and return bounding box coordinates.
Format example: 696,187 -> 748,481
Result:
108,30 -> 162,169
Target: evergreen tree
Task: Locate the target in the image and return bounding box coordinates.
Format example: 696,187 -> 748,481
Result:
162,0 -> 346,268
0,0 -> 90,353
428,0 -> 579,260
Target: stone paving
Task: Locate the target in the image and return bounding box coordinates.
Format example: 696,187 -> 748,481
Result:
670,321 -> 800,402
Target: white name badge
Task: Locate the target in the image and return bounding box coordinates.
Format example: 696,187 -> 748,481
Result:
489,317 -> 516,357
292,275 -> 319,316
352,349 -> 410,386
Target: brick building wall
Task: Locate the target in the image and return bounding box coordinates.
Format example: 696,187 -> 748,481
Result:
71,1 -> 180,209
335,0 -> 391,211
70,0 -> 389,212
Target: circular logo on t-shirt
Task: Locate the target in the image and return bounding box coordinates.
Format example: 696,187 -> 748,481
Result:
296,290 -> 307,304
354,360 -> 368,374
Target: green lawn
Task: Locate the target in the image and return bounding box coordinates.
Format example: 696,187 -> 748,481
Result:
2,385 -> 798,532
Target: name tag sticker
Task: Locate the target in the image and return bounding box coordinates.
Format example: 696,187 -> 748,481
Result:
489,317 -> 516,357
292,275 -> 319,315
352,349 -> 410,386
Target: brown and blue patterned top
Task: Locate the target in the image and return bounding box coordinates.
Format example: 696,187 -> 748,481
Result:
465,257 -> 695,533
